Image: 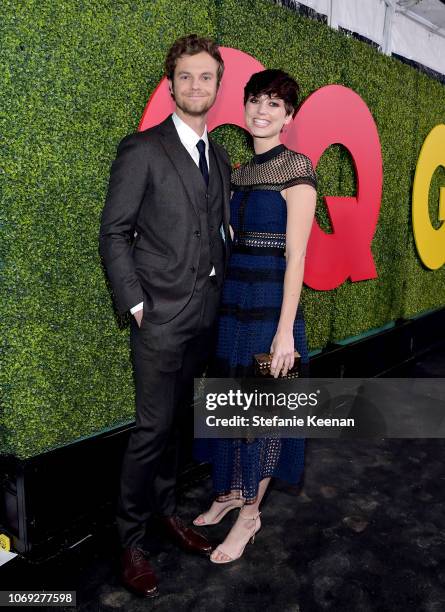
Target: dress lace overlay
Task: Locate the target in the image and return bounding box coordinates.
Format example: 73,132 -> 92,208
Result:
194,144 -> 317,505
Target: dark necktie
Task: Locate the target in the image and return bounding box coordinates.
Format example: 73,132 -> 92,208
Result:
196,139 -> 209,186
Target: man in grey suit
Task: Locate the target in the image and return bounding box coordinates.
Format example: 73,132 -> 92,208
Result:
99,34 -> 230,597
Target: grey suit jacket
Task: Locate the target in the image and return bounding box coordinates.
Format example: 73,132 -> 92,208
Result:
99,115 -> 231,324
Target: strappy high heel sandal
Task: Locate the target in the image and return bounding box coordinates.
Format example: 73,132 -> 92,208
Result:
193,499 -> 245,526
210,510 -> 261,564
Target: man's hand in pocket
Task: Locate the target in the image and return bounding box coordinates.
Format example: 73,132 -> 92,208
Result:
133,309 -> 143,328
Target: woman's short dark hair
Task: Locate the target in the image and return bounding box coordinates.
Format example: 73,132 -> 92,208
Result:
244,69 -> 300,117
164,34 -> 224,86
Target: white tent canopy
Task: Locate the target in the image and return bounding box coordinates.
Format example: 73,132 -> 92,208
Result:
278,0 -> 445,77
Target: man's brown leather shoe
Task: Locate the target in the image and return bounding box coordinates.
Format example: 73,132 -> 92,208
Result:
160,515 -> 213,556
121,547 -> 159,598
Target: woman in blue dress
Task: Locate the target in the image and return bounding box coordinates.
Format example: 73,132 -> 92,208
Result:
194,69 -> 317,563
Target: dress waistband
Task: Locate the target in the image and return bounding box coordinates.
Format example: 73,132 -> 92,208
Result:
232,230 -> 286,256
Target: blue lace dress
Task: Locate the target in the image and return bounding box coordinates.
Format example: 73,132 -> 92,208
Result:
195,144 -> 317,504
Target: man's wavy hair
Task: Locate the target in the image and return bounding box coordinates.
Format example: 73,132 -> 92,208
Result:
165,34 -> 225,86
244,69 -> 300,117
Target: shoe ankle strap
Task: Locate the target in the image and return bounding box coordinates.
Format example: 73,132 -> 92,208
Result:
239,510 -> 261,521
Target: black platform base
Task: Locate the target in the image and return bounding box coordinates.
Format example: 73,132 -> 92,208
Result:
1,307 -> 444,560
310,307 -> 445,377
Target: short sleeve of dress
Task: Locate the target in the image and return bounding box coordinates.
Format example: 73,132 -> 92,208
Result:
282,153 -> 317,191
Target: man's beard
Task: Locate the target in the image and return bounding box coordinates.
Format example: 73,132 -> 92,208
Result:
174,93 -> 216,117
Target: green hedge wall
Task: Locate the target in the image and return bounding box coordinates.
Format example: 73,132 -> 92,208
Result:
1,0 -> 444,457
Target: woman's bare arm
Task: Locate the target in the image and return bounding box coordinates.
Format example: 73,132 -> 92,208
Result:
270,183 -> 316,377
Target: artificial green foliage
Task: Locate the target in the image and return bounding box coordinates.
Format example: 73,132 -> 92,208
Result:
1,0 -> 444,457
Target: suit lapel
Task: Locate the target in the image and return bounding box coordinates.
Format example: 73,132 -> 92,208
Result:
159,116 -> 202,217
158,116 -> 231,232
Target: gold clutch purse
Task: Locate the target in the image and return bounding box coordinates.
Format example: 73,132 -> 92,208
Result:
253,351 -> 301,378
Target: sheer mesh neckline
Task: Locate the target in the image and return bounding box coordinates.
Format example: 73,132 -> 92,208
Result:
231,146 -> 318,192
253,144 -> 286,164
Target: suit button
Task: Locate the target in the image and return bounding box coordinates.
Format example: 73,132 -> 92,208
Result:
205,193 -> 209,199
190,266 -> 196,273
194,230 -> 201,237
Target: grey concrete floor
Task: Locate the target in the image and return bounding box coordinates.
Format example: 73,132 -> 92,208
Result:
2,346 -> 445,611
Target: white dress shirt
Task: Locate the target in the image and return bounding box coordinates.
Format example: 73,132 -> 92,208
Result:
130,112 -> 215,315
171,111 -> 210,170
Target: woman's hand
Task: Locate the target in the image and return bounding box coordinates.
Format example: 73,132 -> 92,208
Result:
270,329 -> 295,378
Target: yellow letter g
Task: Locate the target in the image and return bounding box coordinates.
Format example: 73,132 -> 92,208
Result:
412,124 -> 445,270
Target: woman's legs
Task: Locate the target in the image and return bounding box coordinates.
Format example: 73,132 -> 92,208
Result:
210,477 -> 271,562
193,491 -> 245,525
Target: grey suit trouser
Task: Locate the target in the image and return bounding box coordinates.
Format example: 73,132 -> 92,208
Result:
116,275 -> 222,548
